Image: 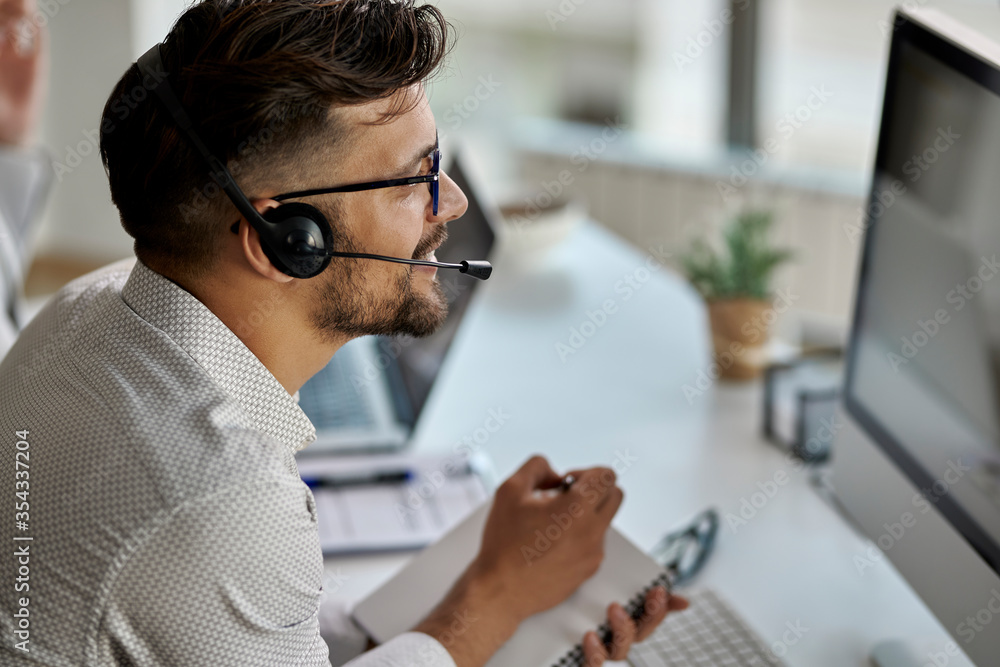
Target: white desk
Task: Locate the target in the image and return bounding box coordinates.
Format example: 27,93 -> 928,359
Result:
322,220 -> 956,666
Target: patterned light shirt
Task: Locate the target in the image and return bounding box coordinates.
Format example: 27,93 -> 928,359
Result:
0,259 -> 456,666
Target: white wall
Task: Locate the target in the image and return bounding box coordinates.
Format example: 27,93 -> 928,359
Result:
35,0 -> 132,261
131,0 -> 190,59
35,0 -> 190,264
519,146 -> 865,326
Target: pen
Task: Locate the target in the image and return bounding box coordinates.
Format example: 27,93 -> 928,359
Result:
302,469 -> 414,490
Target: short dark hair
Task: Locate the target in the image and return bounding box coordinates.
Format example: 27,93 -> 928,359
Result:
99,0 -> 451,280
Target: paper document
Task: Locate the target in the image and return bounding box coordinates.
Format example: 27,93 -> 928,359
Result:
296,453 -> 491,555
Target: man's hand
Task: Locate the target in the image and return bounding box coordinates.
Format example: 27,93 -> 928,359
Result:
0,0 -> 46,146
470,455 -> 624,620
475,455 -> 688,664
581,586 -> 689,665
414,455 -> 688,667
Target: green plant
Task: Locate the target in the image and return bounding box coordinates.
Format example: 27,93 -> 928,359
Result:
680,211 -> 793,301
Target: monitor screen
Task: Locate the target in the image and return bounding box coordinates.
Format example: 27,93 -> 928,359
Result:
845,17 -> 1000,574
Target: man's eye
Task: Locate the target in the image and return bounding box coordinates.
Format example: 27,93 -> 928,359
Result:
416,155 -> 434,177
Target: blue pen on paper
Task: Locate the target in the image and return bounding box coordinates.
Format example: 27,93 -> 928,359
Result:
302,469 -> 415,490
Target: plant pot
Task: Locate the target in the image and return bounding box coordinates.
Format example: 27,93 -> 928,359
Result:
706,298 -> 772,380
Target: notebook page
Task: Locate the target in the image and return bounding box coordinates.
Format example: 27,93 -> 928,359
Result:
352,501 -> 668,667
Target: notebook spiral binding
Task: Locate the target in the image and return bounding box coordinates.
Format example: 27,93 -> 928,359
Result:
549,570 -> 674,667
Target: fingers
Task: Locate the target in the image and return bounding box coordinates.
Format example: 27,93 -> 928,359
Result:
0,0 -> 29,33
0,1 -> 40,58
534,469 -> 571,492
505,459 -> 625,526
567,467 -> 615,496
507,455 -> 562,493
595,485 -> 623,517
564,467 -> 622,521
0,1 -> 28,20
581,602 -> 636,664
634,586 -> 672,642
582,587 -> 691,665
581,631 -> 606,666
605,602 -> 638,660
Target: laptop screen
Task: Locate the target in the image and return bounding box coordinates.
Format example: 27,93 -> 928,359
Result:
388,155 -> 497,423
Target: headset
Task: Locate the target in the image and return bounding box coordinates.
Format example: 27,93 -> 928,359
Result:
135,44 -> 491,281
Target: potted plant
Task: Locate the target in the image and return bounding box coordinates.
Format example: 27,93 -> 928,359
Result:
680,211 -> 793,380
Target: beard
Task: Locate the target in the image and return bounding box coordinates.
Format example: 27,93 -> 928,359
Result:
308,204 -> 449,342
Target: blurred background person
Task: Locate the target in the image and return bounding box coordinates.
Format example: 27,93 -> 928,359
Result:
0,0 -> 50,358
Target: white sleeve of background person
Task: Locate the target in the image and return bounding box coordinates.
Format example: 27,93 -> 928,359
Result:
0,146 -> 52,357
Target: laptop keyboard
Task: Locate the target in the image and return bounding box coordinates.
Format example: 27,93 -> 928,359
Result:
298,348 -> 378,430
628,588 -> 785,667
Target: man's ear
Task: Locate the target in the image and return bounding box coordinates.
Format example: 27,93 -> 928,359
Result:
236,199 -> 295,283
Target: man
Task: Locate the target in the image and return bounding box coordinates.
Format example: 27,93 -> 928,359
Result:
0,1 -> 686,665
0,0 -> 50,358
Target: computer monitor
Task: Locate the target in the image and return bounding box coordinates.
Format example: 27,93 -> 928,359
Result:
832,7 -> 1000,665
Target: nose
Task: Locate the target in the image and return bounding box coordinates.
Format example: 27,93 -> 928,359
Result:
432,168 -> 468,223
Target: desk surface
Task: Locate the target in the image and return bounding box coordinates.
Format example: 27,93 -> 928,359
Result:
322,221 -> 955,666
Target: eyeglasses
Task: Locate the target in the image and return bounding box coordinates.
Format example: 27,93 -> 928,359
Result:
273,147 -> 441,215
649,508 -> 719,587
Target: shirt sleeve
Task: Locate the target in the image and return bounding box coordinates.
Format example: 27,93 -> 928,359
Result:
0,146 -> 51,243
318,596 -> 368,665
341,633 -> 457,667
97,474 -> 331,666
0,146 -> 52,354
319,600 -> 456,667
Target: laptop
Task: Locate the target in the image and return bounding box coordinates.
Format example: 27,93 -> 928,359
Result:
296,150 -> 501,456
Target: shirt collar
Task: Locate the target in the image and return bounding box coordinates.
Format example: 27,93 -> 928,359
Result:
121,260 -> 317,452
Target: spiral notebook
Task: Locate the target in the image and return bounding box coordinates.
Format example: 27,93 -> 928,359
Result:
352,500 -> 671,667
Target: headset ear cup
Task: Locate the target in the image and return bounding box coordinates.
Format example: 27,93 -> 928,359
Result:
260,202 -> 335,279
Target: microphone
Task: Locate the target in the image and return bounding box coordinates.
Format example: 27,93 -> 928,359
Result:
288,238 -> 492,280
326,252 -> 492,280
284,229 -> 492,280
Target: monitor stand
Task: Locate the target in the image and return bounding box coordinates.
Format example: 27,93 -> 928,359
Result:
870,639 -> 974,667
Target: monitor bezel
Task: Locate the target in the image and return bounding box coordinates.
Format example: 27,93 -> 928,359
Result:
843,8 -> 1000,577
